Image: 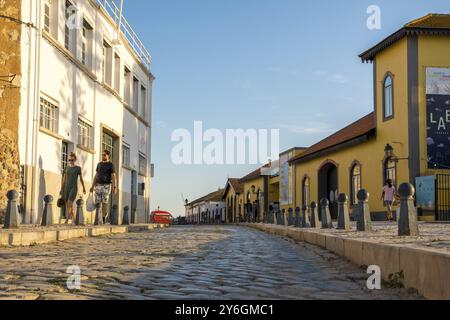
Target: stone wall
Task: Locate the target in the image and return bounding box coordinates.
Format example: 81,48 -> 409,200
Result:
0,0 -> 21,222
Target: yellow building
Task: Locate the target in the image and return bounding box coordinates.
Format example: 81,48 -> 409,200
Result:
290,14 -> 450,221
223,178 -> 244,223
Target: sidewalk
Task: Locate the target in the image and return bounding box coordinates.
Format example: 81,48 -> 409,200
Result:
0,224 -> 168,247
242,222 -> 450,300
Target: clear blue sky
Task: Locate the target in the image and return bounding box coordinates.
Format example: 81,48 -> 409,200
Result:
122,0 -> 450,216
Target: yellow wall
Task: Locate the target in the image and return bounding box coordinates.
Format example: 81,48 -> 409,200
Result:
418,35 -> 450,176
223,185 -> 244,223
293,38 -> 412,215
243,177 -> 265,221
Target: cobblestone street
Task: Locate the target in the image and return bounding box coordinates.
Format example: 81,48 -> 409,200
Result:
0,226 -> 422,300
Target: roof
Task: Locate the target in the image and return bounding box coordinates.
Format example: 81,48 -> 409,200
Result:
187,189 -> 224,206
359,14 -> 450,62
228,178 -> 244,194
289,113 -> 376,164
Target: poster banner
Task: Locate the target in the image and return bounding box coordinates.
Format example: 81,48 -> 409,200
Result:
279,154 -> 290,205
426,68 -> 450,169
415,176 -> 436,210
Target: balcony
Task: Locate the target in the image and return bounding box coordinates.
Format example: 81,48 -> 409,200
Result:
96,0 -> 152,72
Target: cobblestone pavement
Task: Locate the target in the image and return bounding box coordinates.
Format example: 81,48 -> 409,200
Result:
0,225 -> 422,300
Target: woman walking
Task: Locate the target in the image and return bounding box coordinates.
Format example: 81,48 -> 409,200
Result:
381,179 -> 397,222
60,153 -> 86,224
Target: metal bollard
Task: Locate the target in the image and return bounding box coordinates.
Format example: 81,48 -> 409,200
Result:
310,202 -> 320,229
122,206 -> 130,225
94,202 -> 103,226
398,183 -> 419,236
110,205 -> 119,225
320,198 -> 334,229
281,209 -> 286,226
337,193 -> 351,230
356,189 -> 372,232
75,198 -> 85,226
302,205 -> 311,228
41,195 -> 55,227
4,190 -> 20,229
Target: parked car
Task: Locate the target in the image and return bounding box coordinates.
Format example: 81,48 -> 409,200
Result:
150,210 -> 174,225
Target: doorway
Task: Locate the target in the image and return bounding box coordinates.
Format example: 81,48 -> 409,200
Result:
318,161 -> 339,219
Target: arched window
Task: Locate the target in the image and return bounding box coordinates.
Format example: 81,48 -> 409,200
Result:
302,177 -> 310,207
350,164 -> 361,205
384,157 -> 397,186
383,74 -> 394,119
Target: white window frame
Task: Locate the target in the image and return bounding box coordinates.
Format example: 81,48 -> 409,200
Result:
122,144 -> 131,168
77,118 -> 94,150
40,95 -> 59,133
139,153 -> 147,176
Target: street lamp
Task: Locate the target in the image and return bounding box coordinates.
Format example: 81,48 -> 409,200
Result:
251,185 -> 256,194
384,144 -> 394,158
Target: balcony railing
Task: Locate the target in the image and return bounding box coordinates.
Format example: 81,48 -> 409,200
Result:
96,0 -> 152,72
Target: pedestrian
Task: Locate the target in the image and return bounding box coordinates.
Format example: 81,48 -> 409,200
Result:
60,152 -> 86,224
381,179 -> 397,222
90,150 -> 117,224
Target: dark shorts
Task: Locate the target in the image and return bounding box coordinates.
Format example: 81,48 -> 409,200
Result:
384,200 -> 394,207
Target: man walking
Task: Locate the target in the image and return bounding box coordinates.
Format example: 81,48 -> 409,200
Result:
90,150 -> 117,223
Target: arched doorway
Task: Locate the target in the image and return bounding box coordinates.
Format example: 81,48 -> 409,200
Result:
318,161 -> 339,219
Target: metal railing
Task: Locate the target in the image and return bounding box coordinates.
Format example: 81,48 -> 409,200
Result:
436,174 -> 450,221
96,0 -> 152,71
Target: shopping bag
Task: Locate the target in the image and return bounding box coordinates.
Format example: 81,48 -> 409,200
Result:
86,192 -> 96,212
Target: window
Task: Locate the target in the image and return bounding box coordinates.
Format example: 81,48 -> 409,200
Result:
64,1 -> 77,55
102,40 -> 113,86
124,67 -> 131,105
78,119 -> 93,150
44,0 -> 51,33
302,177 -> 310,207
81,19 -> 93,69
61,141 -> 69,173
114,53 -> 121,92
384,157 -> 397,187
102,132 -> 114,162
383,74 -> 394,119
139,154 -> 147,176
140,85 -> 147,118
350,164 -> 361,205
40,96 -> 58,133
44,0 -> 58,38
122,144 -> 130,167
133,77 -> 139,112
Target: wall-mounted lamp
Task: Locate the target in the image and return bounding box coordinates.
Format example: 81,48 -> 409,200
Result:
384,144 -> 394,158
251,185 -> 256,194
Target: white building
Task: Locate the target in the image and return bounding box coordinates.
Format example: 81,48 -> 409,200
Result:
185,189 -> 225,224
17,0 -> 154,224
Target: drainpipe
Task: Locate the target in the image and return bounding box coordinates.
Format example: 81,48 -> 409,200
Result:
30,0 -> 42,225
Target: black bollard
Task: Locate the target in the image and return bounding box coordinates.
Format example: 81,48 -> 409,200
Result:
302,205 -> 311,228
110,205 -> 119,225
337,193 -> 351,230
398,183 -> 420,236
94,203 -> 103,226
41,195 -> 55,227
310,202 -> 320,228
288,208 -> 294,226
281,209 -> 286,226
75,198 -> 85,226
122,206 -> 130,225
356,190 -> 372,232
295,207 -> 301,227
4,190 -> 20,229
320,198 -> 334,229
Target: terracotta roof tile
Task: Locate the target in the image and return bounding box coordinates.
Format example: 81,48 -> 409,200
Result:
406,13 -> 450,29
228,178 -> 243,194
188,189 -> 224,206
290,113 -> 375,164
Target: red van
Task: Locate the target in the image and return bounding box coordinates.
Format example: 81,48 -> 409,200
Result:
150,210 -> 174,225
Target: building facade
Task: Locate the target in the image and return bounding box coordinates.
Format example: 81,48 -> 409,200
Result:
222,178 -> 244,223
1,0 -> 154,224
290,14 -> 450,221
185,189 -> 225,224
